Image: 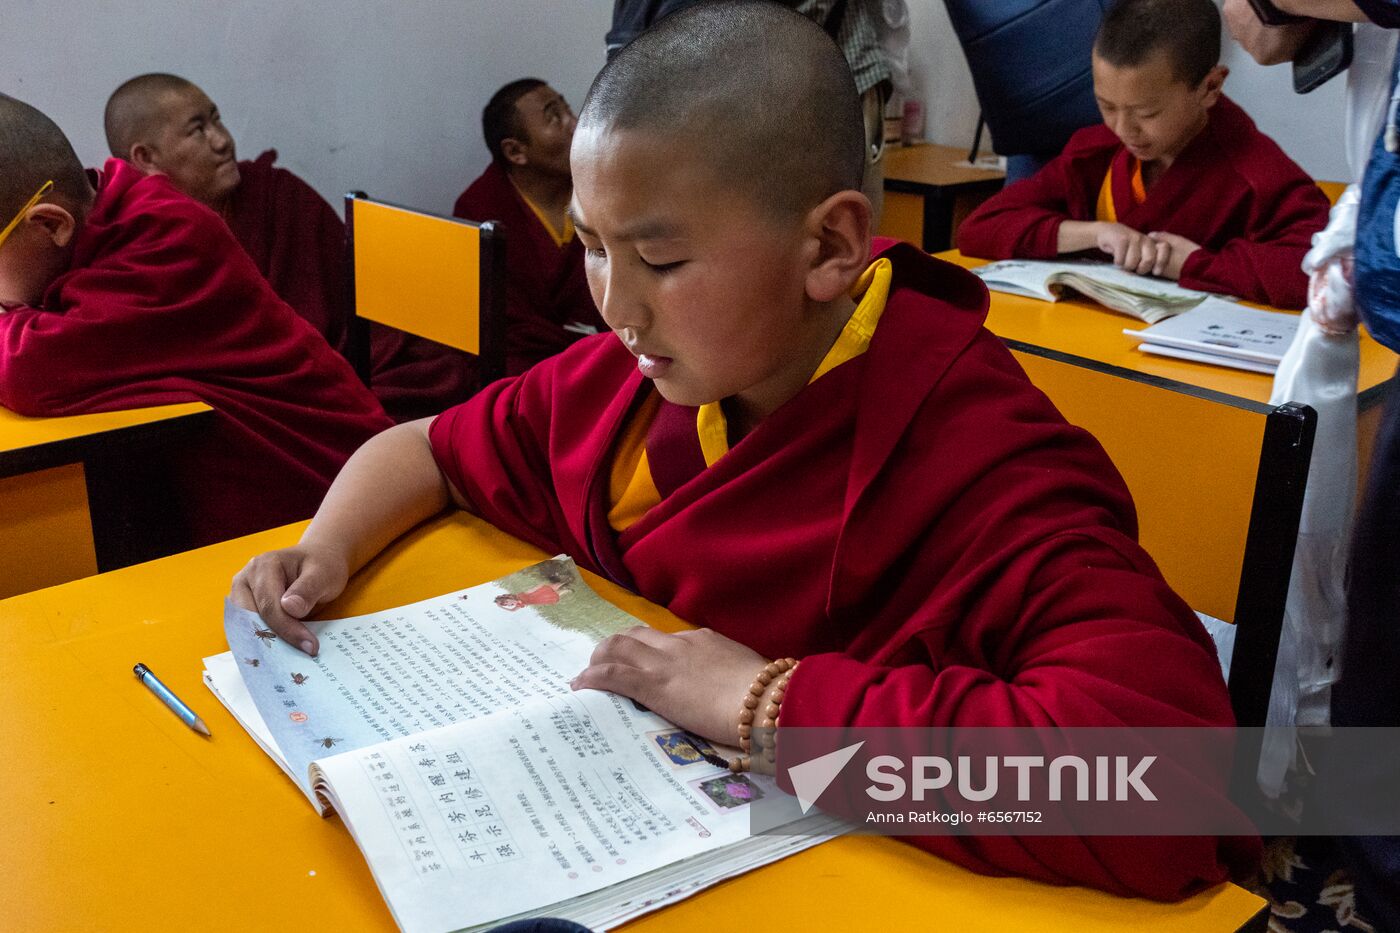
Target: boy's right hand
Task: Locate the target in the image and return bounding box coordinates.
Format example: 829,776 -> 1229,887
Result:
230,545 -> 350,656
1094,222 -> 1173,277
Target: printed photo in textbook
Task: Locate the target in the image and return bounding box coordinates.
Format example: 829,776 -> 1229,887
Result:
204,557 -> 841,933
972,259 -> 1222,324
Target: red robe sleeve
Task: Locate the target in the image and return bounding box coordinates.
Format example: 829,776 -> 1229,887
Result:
427,336 -> 605,556
775,325 -> 1254,900
1176,173 -> 1329,310
225,150 -> 351,353
955,127 -> 1117,260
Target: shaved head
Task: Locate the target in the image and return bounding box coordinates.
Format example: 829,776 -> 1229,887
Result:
1095,0 -> 1221,87
0,94 -> 91,221
104,72 -> 199,158
580,0 -> 864,218
104,73 -> 240,206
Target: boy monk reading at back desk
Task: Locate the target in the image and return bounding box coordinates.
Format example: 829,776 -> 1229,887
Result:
0,94 -> 392,549
234,0 -> 1258,900
956,0 -> 1330,309
105,74 -> 478,422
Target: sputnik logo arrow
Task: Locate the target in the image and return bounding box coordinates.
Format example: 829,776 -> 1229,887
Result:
787,741 -> 865,814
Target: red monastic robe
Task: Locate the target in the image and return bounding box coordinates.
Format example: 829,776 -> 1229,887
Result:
0,160 -> 392,547
226,150 -> 478,423
956,96 -> 1330,309
428,239 -> 1260,899
224,150 -> 350,353
453,162 -> 604,374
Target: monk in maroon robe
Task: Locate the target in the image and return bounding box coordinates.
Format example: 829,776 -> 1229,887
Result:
957,0 -> 1329,309
103,73 -> 478,422
234,4 -> 1258,902
0,97 -> 390,547
222,148 -> 349,352
453,79 -> 604,374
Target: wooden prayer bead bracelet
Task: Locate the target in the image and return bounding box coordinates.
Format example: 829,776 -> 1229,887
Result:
730,657 -> 799,773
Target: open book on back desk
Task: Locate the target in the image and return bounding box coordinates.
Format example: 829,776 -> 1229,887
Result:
203,556 -> 840,933
972,258 -> 1222,324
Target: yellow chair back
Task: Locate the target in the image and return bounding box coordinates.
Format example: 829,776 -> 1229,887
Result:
345,192 -> 505,385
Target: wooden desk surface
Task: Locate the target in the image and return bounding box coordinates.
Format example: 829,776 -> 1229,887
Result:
0,401 -> 212,475
939,251 -> 1398,409
0,513 -> 1265,931
883,143 -> 1006,191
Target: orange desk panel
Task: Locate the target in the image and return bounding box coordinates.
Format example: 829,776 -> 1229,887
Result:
0,464 -> 97,598
882,144 -> 1006,252
0,401 -> 212,595
879,189 -> 925,248
937,250 -> 1397,621
937,251 -> 1396,406
0,514 -> 1265,932
1011,352 -> 1265,620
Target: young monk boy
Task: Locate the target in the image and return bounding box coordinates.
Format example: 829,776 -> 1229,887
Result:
233,1 -> 1257,900
104,74 -> 476,421
453,79 -> 605,374
956,0 -> 1330,309
0,94 -> 392,548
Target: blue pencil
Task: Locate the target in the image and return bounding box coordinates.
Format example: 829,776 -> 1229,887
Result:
134,663 -> 211,737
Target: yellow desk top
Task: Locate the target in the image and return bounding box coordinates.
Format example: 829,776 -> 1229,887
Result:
0,514 -> 1266,931
939,250 -> 1398,408
0,401 -> 212,458
884,143 -> 1006,191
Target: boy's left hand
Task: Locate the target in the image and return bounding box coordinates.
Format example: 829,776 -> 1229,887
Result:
571,625 -> 769,746
1147,232 -> 1201,280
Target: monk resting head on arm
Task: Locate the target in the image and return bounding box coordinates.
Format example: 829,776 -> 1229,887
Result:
0,95 -> 96,309
0,93 -> 390,547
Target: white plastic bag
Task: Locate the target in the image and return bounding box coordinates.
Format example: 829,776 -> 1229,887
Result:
1256,204 -> 1362,797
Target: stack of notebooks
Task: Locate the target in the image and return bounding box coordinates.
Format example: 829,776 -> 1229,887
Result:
1124,298 -> 1300,374
204,556 -> 842,933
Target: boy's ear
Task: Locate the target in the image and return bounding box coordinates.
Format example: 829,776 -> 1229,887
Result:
1198,64 -> 1229,108
26,204 -> 80,249
501,137 -> 529,168
129,142 -> 161,175
804,190 -> 873,304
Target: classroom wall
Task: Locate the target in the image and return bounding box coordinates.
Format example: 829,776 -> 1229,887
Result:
0,0 -> 613,213
0,0 -> 1353,212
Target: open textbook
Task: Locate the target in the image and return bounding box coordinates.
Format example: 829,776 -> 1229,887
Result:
973,258 -> 1220,324
1123,298 -> 1300,374
204,557 -> 840,933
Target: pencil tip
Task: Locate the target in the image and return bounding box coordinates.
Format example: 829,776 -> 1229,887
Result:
194,720 -> 212,737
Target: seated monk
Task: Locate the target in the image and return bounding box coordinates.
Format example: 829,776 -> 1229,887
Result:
0,93 -> 392,548
453,79 -> 604,374
104,73 -> 477,422
956,0 -> 1330,309
233,3 -> 1258,900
